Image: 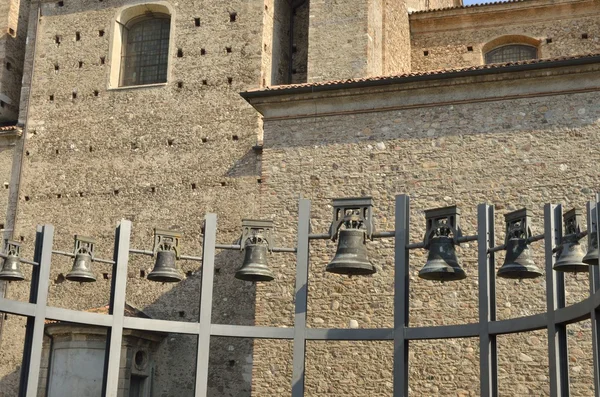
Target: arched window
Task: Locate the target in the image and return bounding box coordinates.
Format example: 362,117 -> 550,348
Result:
484,44 -> 538,64
120,15 -> 171,86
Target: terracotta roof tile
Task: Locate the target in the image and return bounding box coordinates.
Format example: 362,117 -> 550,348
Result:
45,303 -> 150,325
0,125 -> 19,132
244,53 -> 600,94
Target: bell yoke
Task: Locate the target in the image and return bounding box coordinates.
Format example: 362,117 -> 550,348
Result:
1,198 -> 598,284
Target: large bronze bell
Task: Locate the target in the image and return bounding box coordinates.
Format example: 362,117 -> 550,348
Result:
554,240 -> 588,273
583,231 -> 599,266
326,229 -> 375,276
419,236 -> 466,281
0,254 -> 24,281
235,241 -> 274,282
497,238 -> 543,279
66,251 -> 96,282
148,250 -> 183,283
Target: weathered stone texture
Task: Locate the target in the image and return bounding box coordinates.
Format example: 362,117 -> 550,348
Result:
253,88 -> 599,395
411,0 -> 600,72
1,0 -> 269,395
0,0 -> 30,121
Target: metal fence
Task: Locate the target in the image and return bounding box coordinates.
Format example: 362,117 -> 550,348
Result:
0,194 -> 599,397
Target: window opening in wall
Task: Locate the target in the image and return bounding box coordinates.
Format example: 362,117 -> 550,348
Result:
582,33 -> 589,39
423,50 -> 429,56
467,46 -> 473,52
194,18 -> 200,27
79,61 -> 84,68
75,32 -> 81,41
120,15 -> 171,87
99,30 -> 105,37
57,1 -> 64,7
100,56 -> 105,65
226,46 -> 232,53
546,38 -> 553,44
6,62 -> 11,71
484,44 -> 537,64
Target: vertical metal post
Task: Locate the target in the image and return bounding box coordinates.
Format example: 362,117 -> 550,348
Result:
393,194 -> 410,397
291,199 -> 311,397
195,213 -> 217,396
102,220 -> 131,397
19,225 -> 53,397
478,204 -> 498,397
544,204 -> 569,397
590,197 -> 600,397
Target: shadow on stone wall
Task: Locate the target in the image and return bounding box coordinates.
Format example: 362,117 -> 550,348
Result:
0,368 -> 21,397
137,247 -> 257,396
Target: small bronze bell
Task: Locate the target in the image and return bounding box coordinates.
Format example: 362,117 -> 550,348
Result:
148,250 -> 183,283
326,229 -> 375,276
583,231 -> 599,266
235,241 -> 274,282
67,252 -> 96,282
419,236 -> 466,281
497,238 -> 543,279
0,254 -> 24,281
67,236 -> 97,282
554,240 -> 588,273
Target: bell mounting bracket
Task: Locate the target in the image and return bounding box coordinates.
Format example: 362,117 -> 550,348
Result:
329,197 -> 375,241
153,229 -> 181,259
240,219 -> 274,252
3,240 -> 21,257
564,208 -> 583,237
74,235 -> 95,260
504,208 -> 533,245
423,206 -> 462,249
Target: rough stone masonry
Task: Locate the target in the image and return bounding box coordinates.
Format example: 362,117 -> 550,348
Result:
0,0 -> 599,396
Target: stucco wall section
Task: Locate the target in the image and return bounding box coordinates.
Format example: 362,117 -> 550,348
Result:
252,88 -> 599,396
410,1 -> 600,72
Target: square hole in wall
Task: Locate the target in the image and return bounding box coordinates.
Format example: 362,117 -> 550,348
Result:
423,50 -> 429,56
177,48 -> 183,57
78,61 -> 83,68
546,38 -> 553,44
100,56 -> 105,65
582,33 -> 589,39
194,18 -> 201,27
202,79 -> 208,85
201,48 -> 206,55
55,35 -> 61,44
467,46 -> 473,52
177,81 -> 183,88
57,1 -> 64,7
49,94 -> 54,102
99,30 -> 105,37
229,12 -> 237,22
93,90 -> 99,97
6,62 -> 12,71
227,77 -> 233,85
75,32 -> 81,41
226,46 -> 232,53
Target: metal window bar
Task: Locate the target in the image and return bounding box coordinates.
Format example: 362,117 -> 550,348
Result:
485,45 -> 537,64
0,194 -> 599,397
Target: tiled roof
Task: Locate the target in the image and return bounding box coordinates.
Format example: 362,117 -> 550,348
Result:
45,303 -> 150,324
410,0 -> 529,14
0,125 -> 19,132
243,53 -> 600,95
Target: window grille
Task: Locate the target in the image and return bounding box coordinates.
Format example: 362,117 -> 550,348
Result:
120,16 -> 171,87
485,44 -> 537,64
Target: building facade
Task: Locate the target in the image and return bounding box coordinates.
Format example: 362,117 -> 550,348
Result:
1,0 -> 599,396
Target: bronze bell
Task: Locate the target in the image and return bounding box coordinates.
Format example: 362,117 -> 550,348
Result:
497,238 -> 543,279
583,231 -> 599,266
0,254 -> 24,281
148,250 -> 183,283
419,236 -> 466,281
326,229 -> 375,276
554,240 -> 588,273
235,241 -> 274,282
66,252 -> 96,282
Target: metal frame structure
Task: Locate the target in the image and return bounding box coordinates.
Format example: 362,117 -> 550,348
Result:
1,194 -> 600,397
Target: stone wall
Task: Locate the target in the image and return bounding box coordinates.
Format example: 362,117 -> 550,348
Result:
0,0 -> 270,395
250,68 -> 599,396
410,0 -> 600,72
307,0 -> 411,83
0,0 -> 30,121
